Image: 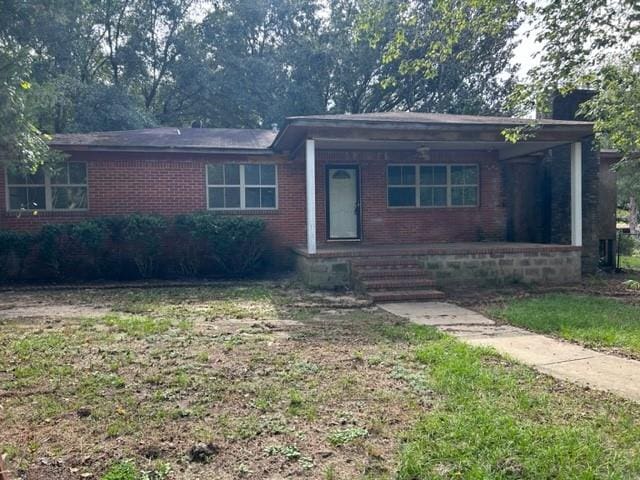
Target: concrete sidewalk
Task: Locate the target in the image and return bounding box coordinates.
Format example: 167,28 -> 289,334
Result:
380,302 -> 640,402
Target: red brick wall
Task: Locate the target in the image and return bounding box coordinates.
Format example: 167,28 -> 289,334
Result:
0,148 -> 507,252
0,151 -> 307,255
314,150 -> 506,245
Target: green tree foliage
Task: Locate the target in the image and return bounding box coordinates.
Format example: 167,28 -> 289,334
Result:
375,0 -> 523,114
0,2 -> 61,172
519,0 -> 639,228
2,0 -> 526,170
514,0 -> 640,158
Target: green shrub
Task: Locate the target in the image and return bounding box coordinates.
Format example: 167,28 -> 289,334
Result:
0,230 -> 34,281
122,214 -> 167,278
176,213 -> 267,276
0,212 -> 268,283
618,234 -> 639,256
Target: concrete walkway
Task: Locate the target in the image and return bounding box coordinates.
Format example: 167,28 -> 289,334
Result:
380,302 -> 640,402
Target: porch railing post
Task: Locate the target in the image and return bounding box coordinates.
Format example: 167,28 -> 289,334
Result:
305,138 -> 317,254
571,142 -> 583,247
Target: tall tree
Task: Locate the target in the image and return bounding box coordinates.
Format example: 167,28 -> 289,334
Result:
0,1 -> 60,171
516,0 -> 639,228
378,0 -> 523,114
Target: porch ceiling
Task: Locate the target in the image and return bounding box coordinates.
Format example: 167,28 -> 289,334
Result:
312,138 -> 568,160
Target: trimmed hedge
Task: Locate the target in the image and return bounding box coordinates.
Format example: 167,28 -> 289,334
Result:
0,213 -> 268,282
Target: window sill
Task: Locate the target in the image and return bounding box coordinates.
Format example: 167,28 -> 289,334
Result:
386,205 -> 480,211
3,210 -> 89,218
206,209 -> 280,215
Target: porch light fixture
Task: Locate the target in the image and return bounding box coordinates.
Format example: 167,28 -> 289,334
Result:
417,145 -> 431,160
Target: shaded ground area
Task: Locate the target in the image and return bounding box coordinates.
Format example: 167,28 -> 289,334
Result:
1,282 -> 640,479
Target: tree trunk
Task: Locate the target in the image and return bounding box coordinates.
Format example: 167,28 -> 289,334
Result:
630,195 -> 639,234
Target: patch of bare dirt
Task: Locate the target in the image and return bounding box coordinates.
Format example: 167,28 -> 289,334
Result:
0,285 -> 429,480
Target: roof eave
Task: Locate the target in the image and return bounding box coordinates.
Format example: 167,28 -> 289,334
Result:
271,117 -> 594,152
49,144 -> 275,156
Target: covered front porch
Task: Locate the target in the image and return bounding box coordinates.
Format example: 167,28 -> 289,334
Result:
271,112 -> 595,292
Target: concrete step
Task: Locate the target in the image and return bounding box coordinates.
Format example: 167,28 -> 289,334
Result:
367,289 -> 446,302
354,267 -> 429,279
351,259 -> 421,269
360,277 -> 436,291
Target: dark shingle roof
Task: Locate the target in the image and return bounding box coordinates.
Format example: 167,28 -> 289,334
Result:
50,112 -> 594,154
51,127 -> 276,152
285,111 -> 592,126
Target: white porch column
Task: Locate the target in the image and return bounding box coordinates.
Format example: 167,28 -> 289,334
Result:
570,142 -> 583,246
305,138 -> 317,254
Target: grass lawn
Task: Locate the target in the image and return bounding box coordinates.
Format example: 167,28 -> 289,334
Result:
620,255 -> 640,270
488,293 -> 640,358
1,284 -> 640,479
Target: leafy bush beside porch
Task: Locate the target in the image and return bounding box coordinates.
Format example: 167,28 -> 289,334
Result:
0,213 -> 269,282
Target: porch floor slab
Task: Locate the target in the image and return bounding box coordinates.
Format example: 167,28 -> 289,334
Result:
380,302 -> 640,403
293,242 -> 580,258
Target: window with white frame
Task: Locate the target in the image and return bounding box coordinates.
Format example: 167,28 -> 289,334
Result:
387,164 -> 478,207
207,164 -> 277,210
6,162 -> 88,211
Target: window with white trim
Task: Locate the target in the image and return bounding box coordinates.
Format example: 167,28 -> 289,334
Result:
207,164 -> 277,210
6,162 -> 88,211
387,164 -> 478,207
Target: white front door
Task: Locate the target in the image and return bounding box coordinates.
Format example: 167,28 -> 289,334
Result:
328,167 -> 359,239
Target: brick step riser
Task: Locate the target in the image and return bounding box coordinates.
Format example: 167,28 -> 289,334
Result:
351,263 -> 422,269
368,291 -> 446,302
354,270 -> 431,280
359,280 -> 436,291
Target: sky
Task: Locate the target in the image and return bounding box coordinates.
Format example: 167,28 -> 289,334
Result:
512,16 -> 541,80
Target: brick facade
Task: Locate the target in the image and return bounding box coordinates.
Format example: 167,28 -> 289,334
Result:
0,151 -> 306,264
313,149 -> 507,245
1,143 -> 596,274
